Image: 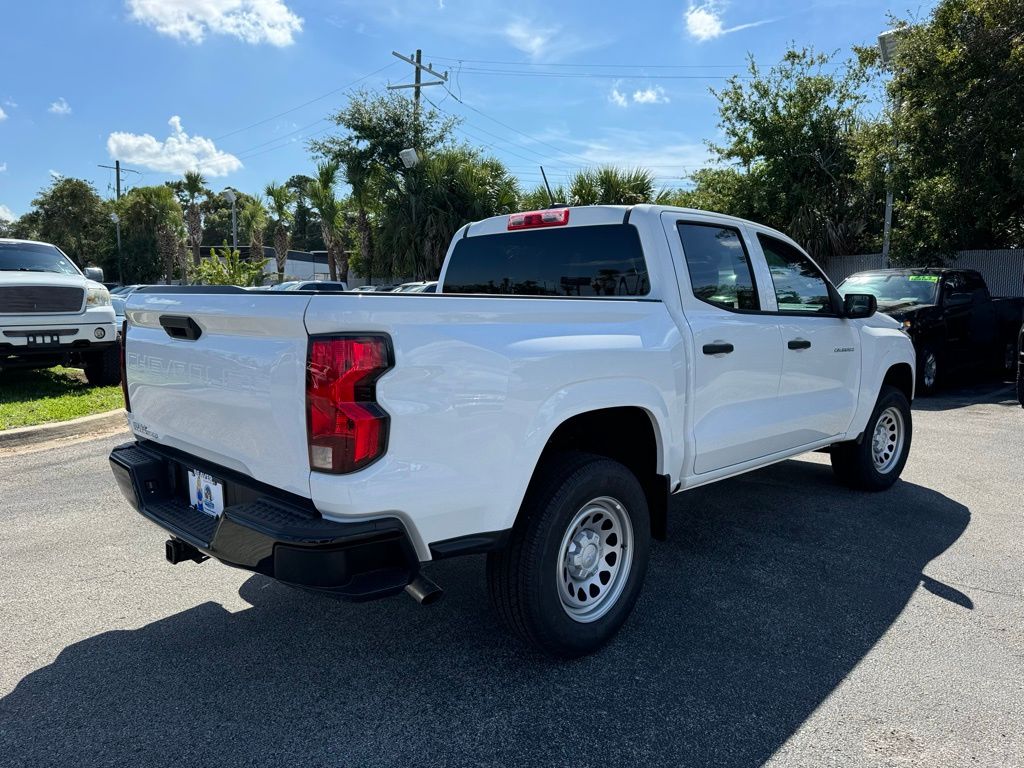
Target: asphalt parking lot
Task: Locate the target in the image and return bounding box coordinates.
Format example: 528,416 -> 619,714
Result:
1,383 -> 1021,767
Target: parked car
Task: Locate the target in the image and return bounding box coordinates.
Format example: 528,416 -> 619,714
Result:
1,238 -> 119,384
838,268 -> 1024,395
392,281 -> 434,292
283,280 -> 349,292
408,281 -> 438,293
111,205 -> 915,657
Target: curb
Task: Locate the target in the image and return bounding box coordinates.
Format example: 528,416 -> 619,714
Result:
0,409 -> 128,449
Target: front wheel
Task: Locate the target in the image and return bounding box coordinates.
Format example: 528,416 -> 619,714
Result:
83,345 -> 121,386
830,385 -> 913,491
486,452 -> 651,658
916,345 -> 939,396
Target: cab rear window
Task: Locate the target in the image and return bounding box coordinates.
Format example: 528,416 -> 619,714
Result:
443,224 -> 649,297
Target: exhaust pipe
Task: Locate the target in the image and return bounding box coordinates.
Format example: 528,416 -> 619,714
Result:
165,538 -> 208,565
405,573 -> 444,605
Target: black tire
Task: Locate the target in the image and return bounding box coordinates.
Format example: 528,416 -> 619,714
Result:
916,345 -> 939,396
486,452 -> 651,658
831,385 -> 913,491
83,345 -> 121,386
1016,355 -> 1024,408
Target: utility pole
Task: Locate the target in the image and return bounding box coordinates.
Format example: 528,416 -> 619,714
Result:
97,160 -> 140,200
387,50 -> 448,143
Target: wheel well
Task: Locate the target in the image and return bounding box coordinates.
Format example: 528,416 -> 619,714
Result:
884,362 -> 914,402
536,407 -> 669,541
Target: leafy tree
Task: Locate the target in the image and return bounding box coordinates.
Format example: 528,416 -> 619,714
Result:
182,171 -> 207,266
311,90 -> 459,280
689,48 -> 880,260
117,185 -> 185,283
264,181 -> 295,282
188,243 -> 268,286
885,0 -> 1024,257
30,178 -> 109,266
286,174 -> 324,252
376,148 -> 520,278
240,197 -> 268,263
0,211 -> 42,240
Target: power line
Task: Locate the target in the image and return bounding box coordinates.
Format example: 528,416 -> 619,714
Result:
444,67 -> 750,80
439,85 -> 597,166
429,55 -> 746,69
213,61 -> 399,142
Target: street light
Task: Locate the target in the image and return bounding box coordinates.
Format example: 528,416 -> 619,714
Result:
109,211 -> 123,285
222,188 -> 238,249
399,148 -> 420,169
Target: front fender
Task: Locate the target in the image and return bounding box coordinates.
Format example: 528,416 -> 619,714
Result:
849,325 -> 916,438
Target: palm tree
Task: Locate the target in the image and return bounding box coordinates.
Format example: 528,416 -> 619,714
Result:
264,182 -> 295,283
182,171 -> 207,266
305,161 -> 345,281
240,197 -> 267,263
568,167 -> 658,206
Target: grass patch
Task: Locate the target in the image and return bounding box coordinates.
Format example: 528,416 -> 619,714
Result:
0,366 -> 123,430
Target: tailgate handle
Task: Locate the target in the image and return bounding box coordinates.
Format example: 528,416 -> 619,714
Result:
159,315 -> 202,341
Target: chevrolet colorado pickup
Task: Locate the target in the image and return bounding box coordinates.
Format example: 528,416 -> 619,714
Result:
110,205 -> 916,657
1,239 -> 119,384
838,268 -> 1024,395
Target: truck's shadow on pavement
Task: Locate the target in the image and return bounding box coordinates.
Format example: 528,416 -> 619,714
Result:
1,460 -> 969,767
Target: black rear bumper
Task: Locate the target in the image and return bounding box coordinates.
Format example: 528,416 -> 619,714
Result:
109,441 -> 419,600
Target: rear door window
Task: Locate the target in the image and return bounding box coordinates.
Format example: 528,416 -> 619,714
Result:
676,223 -> 759,311
443,224 -> 649,296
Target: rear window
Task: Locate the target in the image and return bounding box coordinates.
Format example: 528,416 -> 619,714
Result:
442,224 -> 650,297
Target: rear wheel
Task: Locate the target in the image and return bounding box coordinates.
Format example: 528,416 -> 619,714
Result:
83,345 -> 121,386
831,385 -> 912,491
487,452 -> 651,658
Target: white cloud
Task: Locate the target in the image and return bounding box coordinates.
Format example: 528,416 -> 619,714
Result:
633,86 -> 669,105
609,84 -> 628,108
48,97 -> 71,116
0,162 -> 7,173
107,115 -> 242,176
504,19 -> 551,59
685,2 -> 774,42
0,107 -> 6,122
127,0 -> 303,46
0,204 -> 14,222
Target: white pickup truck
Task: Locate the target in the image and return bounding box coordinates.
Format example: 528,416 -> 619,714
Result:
110,205 -> 915,657
1,238 -> 119,384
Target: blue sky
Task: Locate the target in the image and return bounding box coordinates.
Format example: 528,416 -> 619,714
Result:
0,0 -> 929,221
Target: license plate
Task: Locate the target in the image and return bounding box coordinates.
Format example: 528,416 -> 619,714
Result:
187,470 -> 225,517
27,334 -> 61,346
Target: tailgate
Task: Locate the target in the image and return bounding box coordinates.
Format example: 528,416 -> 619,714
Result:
124,291 -> 313,497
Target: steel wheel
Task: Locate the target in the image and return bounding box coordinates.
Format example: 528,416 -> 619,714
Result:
557,496 -> 633,623
871,406 -> 905,474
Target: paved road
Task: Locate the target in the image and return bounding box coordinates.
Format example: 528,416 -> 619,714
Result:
2,385 -> 1021,767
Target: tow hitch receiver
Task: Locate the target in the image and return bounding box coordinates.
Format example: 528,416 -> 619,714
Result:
165,538 -> 208,565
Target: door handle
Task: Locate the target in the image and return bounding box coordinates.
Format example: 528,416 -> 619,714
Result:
702,342 -> 734,355
787,339 -> 812,350
159,315 -> 203,341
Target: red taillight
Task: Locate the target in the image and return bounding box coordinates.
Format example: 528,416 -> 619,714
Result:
507,208 -> 570,230
120,320 -> 131,413
306,335 -> 393,474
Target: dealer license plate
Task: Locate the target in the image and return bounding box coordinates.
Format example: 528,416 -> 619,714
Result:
187,470 -> 225,518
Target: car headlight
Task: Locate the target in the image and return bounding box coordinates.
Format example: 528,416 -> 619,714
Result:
901,319 -> 912,330
86,285 -> 111,307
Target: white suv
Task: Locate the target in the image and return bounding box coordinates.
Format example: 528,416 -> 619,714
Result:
0,238 -> 119,385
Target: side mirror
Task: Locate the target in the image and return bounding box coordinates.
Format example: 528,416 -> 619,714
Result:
843,293 -> 876,319
84,266 -> 104,282
944,292 -> 971,307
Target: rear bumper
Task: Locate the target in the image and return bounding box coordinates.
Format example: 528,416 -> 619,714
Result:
109,441 -> 420,600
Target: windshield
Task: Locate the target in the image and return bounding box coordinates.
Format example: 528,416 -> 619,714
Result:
839,273 -> 938,305
0,242 -> 81,275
